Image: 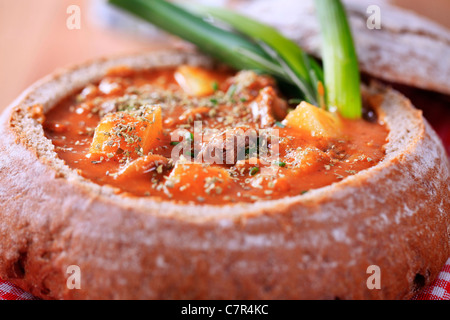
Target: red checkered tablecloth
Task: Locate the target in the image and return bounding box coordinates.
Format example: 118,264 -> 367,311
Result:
1,258 -> 449,300
412,259 -> 450,300
0,281 -> 38,301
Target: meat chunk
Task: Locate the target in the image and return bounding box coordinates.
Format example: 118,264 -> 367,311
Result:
223,70 -> 276,100
249,87 -> 288,128
222,71 -> 288,128
197,127 -> 258,165
164,106 -> 212,126
114,154 -> 170,181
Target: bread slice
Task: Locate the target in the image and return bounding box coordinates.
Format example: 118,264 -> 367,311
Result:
0,50 -> 448,300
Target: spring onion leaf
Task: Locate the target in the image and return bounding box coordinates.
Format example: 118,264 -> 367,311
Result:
109,0 -> 286,79
314,0 -> 362,119
186,5 -> 318,105
275,161 -> 287,167
250,167 -> 260,176
109,0 -> 362,119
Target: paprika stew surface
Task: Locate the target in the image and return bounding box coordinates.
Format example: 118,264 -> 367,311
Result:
44,65 -> 388,205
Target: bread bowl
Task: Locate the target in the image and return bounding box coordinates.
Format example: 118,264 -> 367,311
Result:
0,49 -> 449,300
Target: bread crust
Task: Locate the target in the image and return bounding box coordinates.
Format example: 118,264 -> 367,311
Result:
0,50 -> 449,300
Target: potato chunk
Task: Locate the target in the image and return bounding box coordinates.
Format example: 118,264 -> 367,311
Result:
271,146 -> 331,192
89,106 -> 162,159
174,65 -> 221,97
284,102 -> 342,139
165,162 -> 231,197
284,146 -> 331,174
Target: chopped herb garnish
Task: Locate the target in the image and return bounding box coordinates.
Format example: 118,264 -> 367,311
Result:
275,121 -> 286,128
226,84 -> 237,98
212,81 -> 219,91
184,150 -> 195,158
275,161 -> 287,167
170,141 -> 180,146
250,167 -> 260,176
301,190 -> 309,195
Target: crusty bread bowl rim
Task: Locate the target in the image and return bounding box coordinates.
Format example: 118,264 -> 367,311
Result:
2,49 -> 444,223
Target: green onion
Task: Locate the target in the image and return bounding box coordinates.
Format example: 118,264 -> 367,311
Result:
109,0 -> 362,119
109,0 -> 286,79
188,5 -> 319,105
314,0 -> 362,119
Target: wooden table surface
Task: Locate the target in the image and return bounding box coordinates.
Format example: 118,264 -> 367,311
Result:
0,0 -> 173,110
1,0 -> 449,111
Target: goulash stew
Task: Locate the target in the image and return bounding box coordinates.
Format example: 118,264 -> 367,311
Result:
43,66 -> 388,205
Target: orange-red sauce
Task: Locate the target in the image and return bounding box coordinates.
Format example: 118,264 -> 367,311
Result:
43,66 -> 388,205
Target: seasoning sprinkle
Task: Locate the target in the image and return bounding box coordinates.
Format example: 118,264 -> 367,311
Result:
249,167 -> 260,176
